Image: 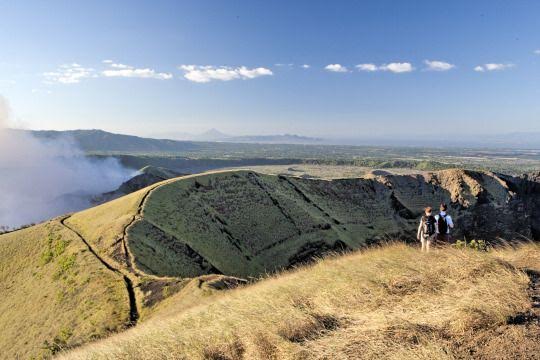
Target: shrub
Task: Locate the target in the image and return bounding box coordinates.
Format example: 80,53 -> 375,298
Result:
454,239 -> 489,252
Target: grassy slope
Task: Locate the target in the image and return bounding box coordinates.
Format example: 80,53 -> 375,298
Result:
64,188 -> 145,264
0,174 -> 241,359
127,171 -> 407,278
0,221 -> 129,360
60,243 -> 540,360
126,169 -> 519,279
60,169 -> 525,281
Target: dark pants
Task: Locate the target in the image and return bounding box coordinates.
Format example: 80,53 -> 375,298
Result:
438,234 -> 453,243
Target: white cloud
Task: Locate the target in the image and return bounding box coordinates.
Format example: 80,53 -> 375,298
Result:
301,64 -> 311,69
109,63 -> 130,69
355,62 -> 414,73
102,63 -> 172,80
474,63 -> 514,72
356,63 -> 378,72
485,63 -> 513,71
325,64 -> 348,72
178,65 -> 273,83
534,50 -> 540,55
424,60 -> 455,71
44,61 -> 173,83
237,66 -> 273,79
379,62 -> 414,73
43,64 -> 96,84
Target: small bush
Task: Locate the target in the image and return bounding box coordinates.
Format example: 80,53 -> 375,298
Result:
40,232 -> 70,266
53,254 -> 77,280
454,239 -> 489,252
42,327 -> 73,356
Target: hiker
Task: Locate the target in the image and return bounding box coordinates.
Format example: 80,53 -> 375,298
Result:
436,203 -> 454,243
417,206 -> 437,252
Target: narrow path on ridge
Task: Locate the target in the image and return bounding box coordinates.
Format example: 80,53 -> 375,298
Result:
60,216 -> 139,325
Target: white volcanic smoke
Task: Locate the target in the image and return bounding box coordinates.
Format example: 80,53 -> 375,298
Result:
0,96 -> 132,229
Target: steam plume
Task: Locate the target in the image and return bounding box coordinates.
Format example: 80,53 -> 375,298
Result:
0,96 -> 132,229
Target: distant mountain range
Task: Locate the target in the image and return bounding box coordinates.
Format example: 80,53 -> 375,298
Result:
7,128 -> 321,154
8,128 -> 540,152
158,128 -> 540,148
16,129 -> 201,153
152,128 -> 323,144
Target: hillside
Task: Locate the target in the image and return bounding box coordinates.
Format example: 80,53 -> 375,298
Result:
64,169 -> 540,279
1,168 -> 540,358
60,243 -> 540,359
0,179 -> 240,359
93,166 -> 186,204
0,221 -> 130,359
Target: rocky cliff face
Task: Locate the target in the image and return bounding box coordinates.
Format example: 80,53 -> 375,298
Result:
499,171 -> 540,239
119,169 -> 540,278
379,169 -> 535,241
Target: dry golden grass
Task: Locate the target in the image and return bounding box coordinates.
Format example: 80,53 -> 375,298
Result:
0,221 -> 129,359
65,188 -> 146,260
60,243 -> 540,360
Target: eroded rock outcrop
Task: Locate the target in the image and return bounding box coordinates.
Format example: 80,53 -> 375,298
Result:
382,169 -> 531,241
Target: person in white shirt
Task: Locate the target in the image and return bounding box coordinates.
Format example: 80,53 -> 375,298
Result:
435,203 -> 454,243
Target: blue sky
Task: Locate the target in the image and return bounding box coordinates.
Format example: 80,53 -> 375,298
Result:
0,0 -> 539,138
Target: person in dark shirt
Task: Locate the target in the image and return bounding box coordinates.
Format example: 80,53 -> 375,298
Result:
417,206 -> 437,252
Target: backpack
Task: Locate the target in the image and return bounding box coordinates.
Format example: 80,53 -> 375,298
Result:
438,214 -> 448,235
422,215 -> 436,238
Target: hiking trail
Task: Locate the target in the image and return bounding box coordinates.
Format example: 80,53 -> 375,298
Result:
60,216 -> 139,325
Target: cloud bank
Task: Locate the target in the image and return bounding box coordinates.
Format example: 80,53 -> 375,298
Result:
41,57 -> 522,86
179,65 -> 273,83
44,62 -> 173,84
0,96 -> 132,229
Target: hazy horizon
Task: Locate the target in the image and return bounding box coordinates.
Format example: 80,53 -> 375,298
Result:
9,124 -> 540,140
6,125 -> 540,149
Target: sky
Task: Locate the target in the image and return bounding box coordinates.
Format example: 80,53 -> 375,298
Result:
0,0 -> 539,139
